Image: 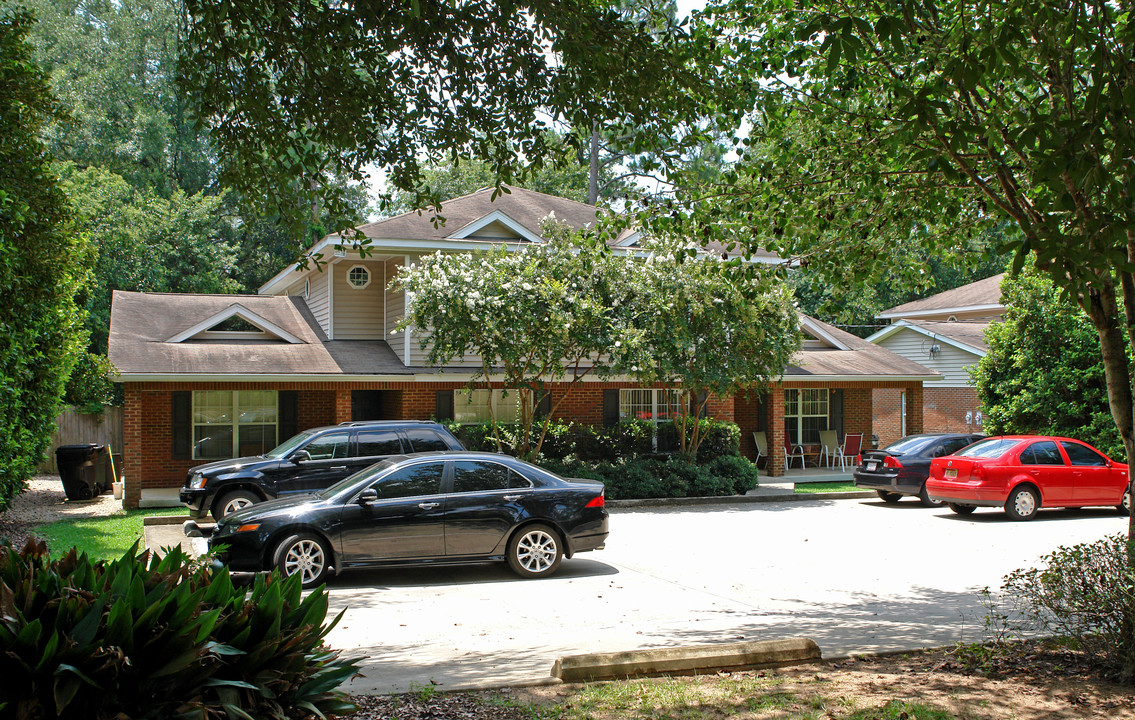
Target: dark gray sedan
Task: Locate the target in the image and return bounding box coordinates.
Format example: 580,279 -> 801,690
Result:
207,451 -> 608,587
854,433 -> 985,506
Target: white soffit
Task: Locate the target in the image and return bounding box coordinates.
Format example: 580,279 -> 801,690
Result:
164,304 -> 305,344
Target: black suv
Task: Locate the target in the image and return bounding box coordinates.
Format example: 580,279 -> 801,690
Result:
179,421 -> 464,520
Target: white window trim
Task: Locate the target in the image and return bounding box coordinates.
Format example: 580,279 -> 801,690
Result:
347,264 -> 372,289
453,389 -> 531,425
618,389 -> 686,425
784,388 -> 829,445
192,390 -> 279,460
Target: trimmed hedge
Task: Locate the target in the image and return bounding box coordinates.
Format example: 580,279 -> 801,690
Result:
443,418 -> 759,500
0,540 -> 356,719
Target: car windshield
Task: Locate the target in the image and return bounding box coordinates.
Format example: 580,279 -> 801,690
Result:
883,436 -> 935,455
955,437 -> 1022,459
315,458 -> 399,499
263,432 -> 313,459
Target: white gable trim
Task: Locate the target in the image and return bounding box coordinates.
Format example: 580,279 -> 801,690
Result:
798,316 -> 851,351
867,321 -> 986,357
447,210 -> 544,243
614,231 -> 643,247
877,302 -> 1004,320
164,304 -> 305,344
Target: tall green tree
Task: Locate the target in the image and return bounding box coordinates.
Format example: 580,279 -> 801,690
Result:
0,8 -> 91,509
180,0 -> 689,245
662,0 -> 1135,557
972,268 -> 1123,458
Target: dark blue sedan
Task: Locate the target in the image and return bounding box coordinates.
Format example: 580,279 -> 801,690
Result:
207,451 -> 608,587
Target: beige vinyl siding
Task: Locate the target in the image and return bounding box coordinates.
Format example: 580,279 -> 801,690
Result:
332,260 -> 384,339
877,327 -> 980,387
408,328 -> 484,370
306,271 -> 331,336
385,258 -> 407,363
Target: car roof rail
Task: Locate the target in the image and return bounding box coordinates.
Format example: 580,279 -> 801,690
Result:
336,420 -> 438,427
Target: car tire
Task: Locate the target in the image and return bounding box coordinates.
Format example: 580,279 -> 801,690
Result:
1005,486 -> 1040,521
918,483 -> 944,508
214,489 -> 260,520
273,533 -> 331,589
948,503 -> 976,515
1118,488 -> 1132,516
876,490 -> 902,504
507,524 -> 563,579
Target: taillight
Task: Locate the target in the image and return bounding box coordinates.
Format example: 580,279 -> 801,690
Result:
585,493 -> 605,508
883,456 -> 903,469
854,454 -> 861,465
972,463 -> 984,481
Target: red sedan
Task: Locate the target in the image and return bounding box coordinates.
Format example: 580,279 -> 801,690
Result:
926,435 -> 1131,520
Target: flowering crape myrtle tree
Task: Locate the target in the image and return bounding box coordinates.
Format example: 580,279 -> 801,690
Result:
610,242 -> 800,455
394,222 -> 618,459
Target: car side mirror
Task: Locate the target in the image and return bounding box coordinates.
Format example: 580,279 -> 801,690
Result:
357,488 -> 378,505
290,450 -> 311,464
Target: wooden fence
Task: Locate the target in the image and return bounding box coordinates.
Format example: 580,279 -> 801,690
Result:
37,407 -> 124,475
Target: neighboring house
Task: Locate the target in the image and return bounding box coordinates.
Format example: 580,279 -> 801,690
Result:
867,273 -> 1006,445
109,187 -> 937,507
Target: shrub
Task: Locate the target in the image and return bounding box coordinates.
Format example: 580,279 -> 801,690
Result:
705,454 -> 760,494
0,540 -> 357,719
1001,533 -> 1135,681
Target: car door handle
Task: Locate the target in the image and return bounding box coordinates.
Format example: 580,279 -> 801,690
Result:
418,502 -> 440,510
331,466 -> 347,470
503,494 -> 524,501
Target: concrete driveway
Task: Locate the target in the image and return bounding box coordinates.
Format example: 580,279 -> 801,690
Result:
326,496 -> 1127,695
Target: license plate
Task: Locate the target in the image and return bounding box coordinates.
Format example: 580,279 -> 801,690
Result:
866,462 -> 878,472
945,468 -> 958,478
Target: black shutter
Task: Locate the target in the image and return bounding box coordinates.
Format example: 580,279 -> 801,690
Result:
535,390 -> 552,419
603,389 -> 620,426
436,390 -> 454,421
830,389 -> 844,438
278,391 -> 298,442
171,391 -> 191,459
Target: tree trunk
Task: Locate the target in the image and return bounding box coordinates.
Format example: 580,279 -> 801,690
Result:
588,121 -> 600,205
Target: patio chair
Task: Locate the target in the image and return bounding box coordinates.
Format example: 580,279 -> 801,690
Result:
835,433 -> 864,471
752,431 -> 768,468
784,435 -> 805,469
818,429 -> 840,468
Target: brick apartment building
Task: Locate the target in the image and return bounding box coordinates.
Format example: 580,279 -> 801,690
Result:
109,187 -> 936,507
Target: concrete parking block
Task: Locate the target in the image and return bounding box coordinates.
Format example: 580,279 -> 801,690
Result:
551,637 -> 822,682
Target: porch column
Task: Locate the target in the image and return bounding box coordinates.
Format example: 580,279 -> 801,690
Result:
905,384 -> 924,436
768,387 -> 786,477
334,388 -> 352,424
122,386 -> 142,510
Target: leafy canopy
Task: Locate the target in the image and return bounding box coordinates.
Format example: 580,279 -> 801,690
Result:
972,267 -> 1124,458
0,9 -> 91,510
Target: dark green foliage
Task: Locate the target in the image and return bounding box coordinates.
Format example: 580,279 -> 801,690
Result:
0,540 -> 357,719
63,352 -> 119,413
441,419 -> 655,461
543,453 -> 758,501
0,10 -> 91,511
971,268 -> 1124,459
704,454 -> 761,495
1002,534 -> 1135,682
657,419 -> 740,462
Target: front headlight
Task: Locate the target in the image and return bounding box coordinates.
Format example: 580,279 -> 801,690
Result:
189,472 -> 206,489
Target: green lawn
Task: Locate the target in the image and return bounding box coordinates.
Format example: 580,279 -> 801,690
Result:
793,481 -> 859,494
35,508 -> 186,562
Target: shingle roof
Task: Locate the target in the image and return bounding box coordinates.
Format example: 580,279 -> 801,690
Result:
880,274 -> 1005,318
791,315 -> 939,379
108,291 -> 413,377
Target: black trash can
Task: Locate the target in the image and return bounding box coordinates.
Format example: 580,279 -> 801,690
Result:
56,444 -> 106,501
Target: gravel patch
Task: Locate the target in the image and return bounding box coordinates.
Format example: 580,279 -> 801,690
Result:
0,475 -> 124,549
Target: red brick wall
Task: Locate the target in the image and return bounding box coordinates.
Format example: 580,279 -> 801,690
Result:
121,379 -> 743,507
873,385 -> 969,447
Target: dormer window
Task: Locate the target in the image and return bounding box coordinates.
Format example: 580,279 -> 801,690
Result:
347,265 -> 371,289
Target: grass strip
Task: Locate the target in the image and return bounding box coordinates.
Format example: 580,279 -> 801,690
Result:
794,482 -> 859,494
35,508 -> 185,562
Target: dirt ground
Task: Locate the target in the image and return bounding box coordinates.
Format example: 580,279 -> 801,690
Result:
348,642 -> 1135,719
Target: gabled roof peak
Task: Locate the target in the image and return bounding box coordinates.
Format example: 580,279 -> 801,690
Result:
164,303 -> 305,344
